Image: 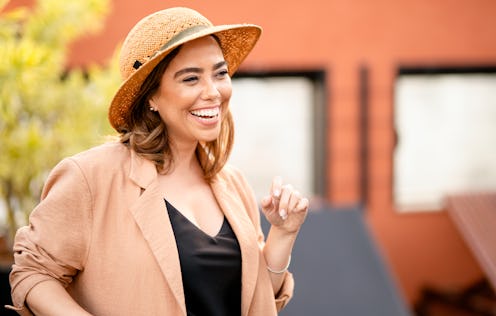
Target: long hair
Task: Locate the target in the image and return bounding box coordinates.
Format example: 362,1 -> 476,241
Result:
119,44 -> 235,181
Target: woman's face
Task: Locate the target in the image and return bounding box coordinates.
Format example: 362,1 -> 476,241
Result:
150,36 -> 232,147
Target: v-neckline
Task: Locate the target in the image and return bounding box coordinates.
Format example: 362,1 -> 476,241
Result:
165,199 -> 227,239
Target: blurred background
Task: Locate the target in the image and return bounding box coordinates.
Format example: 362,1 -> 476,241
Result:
1,0 -> 495,315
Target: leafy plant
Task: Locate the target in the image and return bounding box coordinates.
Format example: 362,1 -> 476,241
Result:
0,0 -> 120,244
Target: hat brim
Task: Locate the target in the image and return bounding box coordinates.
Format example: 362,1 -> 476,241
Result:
109,24 -> 262,131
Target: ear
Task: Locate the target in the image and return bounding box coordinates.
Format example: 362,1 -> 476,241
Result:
148,97 -> 155,107
148,98 -> 159,112
147,99 -> 157,112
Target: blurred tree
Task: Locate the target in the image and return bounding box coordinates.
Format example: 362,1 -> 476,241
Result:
0,0 -> 120,243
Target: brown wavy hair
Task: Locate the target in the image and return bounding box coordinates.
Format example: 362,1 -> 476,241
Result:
119,45 -> 235,181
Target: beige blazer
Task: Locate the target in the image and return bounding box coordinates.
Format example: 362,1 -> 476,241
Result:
9,142 -> 293,316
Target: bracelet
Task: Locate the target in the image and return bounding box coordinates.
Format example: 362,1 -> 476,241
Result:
267,255 -> 291,274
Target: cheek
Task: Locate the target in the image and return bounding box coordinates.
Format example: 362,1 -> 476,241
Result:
155,88 -> 191,112
220,82 -> 233,103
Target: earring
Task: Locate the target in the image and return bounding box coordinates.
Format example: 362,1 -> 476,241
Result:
149,106 -> 157,112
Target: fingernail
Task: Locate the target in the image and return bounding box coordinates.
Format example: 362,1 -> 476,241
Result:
279,209 -> 287,220
273,189 -> 281,198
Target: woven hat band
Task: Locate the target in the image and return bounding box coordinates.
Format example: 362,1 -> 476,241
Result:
133,25 -> 210,71
159,25 -> 210,55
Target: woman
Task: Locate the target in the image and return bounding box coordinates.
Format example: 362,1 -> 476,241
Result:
9,7 -> 308,316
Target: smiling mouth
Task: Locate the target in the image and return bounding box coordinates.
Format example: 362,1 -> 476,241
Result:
190,108 -> 220,119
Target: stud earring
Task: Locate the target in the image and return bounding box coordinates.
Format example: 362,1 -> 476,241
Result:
149,106 -> 157,112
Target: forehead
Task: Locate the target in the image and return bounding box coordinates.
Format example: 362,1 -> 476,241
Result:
168,36 -> 225,68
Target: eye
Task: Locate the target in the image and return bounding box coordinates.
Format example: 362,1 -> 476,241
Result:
182,76 -> 198,83
216,69 -> 229,78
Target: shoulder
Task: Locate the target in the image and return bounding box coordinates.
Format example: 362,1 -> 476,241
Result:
47,141 -> 131,185
71,141 -> 130,165
215,164 -> 258,205
39,142 -> 133,202
216,164 -> 249,188
64,141 -> 130,173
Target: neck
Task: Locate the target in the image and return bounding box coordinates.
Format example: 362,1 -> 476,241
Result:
168,140 -> 203,177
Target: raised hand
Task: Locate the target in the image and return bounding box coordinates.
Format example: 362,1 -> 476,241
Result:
260,176 -> 309,234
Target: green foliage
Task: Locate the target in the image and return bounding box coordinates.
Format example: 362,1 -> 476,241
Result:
0,0 -> 121,242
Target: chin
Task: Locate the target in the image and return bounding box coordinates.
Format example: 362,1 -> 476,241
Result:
198,132 -> 221,143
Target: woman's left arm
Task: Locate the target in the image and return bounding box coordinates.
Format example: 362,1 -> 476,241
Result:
260,176 -> 309,294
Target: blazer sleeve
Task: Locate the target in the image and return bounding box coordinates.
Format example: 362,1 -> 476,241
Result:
9,158 -> 93,314
227,166 -> 295,311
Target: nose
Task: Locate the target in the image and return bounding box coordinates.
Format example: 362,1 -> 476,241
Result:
201,78 -> 221,100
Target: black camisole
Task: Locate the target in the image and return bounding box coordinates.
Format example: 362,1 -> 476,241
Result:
165,200 -> 242,316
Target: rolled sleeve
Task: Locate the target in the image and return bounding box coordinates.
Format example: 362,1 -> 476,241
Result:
7,269 -> 50,316
274,270 -> 294,311
5,303 -> 34,316
9,158 -> 93,312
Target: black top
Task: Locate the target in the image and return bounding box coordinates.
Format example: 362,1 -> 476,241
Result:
165,200 -> 242,316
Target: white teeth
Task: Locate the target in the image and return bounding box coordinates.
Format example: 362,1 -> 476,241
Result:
190,108 -> 219,118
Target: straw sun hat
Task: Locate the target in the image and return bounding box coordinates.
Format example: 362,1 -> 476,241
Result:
108,7 -> 262,131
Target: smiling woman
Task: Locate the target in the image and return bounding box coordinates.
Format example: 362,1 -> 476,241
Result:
8,7 -> 309,316
149,36 -> 231,147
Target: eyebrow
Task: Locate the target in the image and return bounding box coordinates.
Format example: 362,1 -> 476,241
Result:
173,61 -> 228,79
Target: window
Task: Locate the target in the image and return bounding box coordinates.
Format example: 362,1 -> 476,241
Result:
229,72 -> 326,201
394,68 -> 496,211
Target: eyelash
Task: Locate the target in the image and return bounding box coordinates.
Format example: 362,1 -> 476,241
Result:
183,76 -> 198,83
182,70 -> 229,83
217,69 -> 229,76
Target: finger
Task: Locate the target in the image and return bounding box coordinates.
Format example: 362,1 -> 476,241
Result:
295,197 -> 310,213
260,195 -> 274,214
280,211 -> 288,220
287,190 -> 301,213
278,184 -> 293,219
270,177 -> 283,216
271,176 -> 283,199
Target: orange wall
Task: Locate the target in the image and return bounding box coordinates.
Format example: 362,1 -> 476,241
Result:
8,0 -> 496,305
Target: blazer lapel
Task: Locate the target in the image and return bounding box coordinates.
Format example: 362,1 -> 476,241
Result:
211,177 -> 260,316
128,151 -> 186,315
